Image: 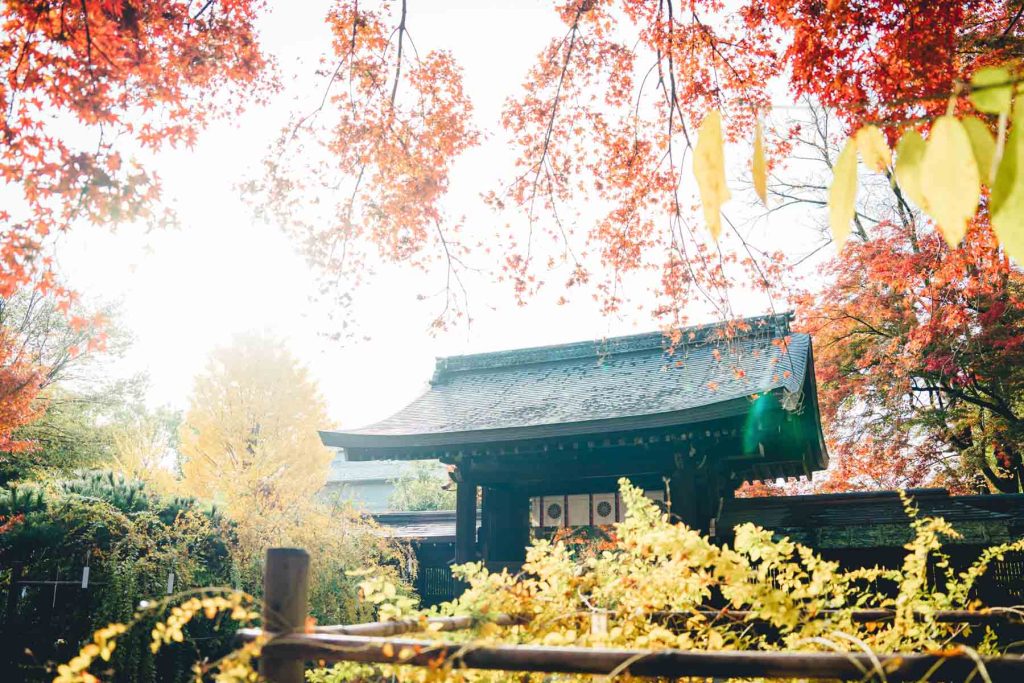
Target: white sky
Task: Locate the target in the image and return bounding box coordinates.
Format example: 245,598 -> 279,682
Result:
53,1 -> 827,430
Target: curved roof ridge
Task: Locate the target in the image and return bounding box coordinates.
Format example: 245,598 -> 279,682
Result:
431,311 -> 794,383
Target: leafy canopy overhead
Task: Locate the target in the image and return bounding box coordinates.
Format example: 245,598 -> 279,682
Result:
6,1 -> 1017,319
0,0 -> 271,302
6,2 -> 1024,491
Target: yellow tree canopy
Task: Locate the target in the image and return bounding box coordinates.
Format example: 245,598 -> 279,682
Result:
179,334 -> 334,517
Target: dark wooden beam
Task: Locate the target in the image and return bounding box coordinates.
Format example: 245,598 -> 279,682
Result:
455,478 -> 477,563
459,450 -> 676,485
668,454 -> 698,528
521,474 -> 666,497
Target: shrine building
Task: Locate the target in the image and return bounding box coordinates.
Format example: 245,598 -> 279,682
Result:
320,312 -> 828,567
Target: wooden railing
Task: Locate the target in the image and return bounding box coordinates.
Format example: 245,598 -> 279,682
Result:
246,548 -> 1024,682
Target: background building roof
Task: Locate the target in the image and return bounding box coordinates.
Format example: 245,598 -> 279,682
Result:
325,458 -> 407,484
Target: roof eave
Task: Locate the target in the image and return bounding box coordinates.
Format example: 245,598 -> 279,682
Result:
320,394 -> 773,455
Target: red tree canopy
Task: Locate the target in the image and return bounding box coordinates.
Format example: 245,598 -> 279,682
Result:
1,0 -> 270,300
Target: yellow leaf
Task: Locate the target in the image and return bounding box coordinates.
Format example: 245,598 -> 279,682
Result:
381,642 -> 394,658
855,125 -> 891,172
479,622 -> 503,637
970,65 -> 1013,115
961,116 -> 997,184
828,137 -> 858,251
542,631 -> 563,646
694,110 -> 731,240
920,116 -> 980,247
992,109 -> 1024,263
752,119 -> 768,205
895,130 -> 928,210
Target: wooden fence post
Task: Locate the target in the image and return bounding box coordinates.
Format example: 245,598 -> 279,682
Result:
260,548 -> 310,683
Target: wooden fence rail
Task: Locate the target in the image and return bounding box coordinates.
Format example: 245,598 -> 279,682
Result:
252,548 -> 1024,683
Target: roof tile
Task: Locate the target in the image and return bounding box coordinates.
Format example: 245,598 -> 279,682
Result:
325,314 -> 809,443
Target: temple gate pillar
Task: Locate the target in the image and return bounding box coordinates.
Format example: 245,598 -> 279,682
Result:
482,486 -> 530,565
455,475 -> 478,563
669,453 -> 698,529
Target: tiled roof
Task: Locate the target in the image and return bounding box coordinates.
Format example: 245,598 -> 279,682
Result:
326,458 -> 407,483
322,313 -> 813,449
372,510 -> 468,540
325,458 -> 449,484
955,493 -> 1024,536
720,489 -> 1017,548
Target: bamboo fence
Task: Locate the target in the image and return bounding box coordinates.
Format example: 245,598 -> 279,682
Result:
245,548 -> 1024,682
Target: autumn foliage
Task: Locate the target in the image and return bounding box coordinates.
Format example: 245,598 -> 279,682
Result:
247,0 -> 478,330
798,221 -> 1024,493
0,331 -> 42,453
0,0 -> 270,300
1,0 -> 272,452
3,1 -> 1024,488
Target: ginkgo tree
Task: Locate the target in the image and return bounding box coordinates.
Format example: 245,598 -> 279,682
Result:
179,333 -> 334,516
177,333 -> 407,625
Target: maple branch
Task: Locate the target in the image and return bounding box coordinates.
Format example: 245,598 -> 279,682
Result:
656,0 -> 692,149
542,161 -> 581,267
979,458 -> 1021,493
277,4 -> 363,159
841,313 -> 892,340
192,0 -> 216,22
722,213 -> 788,369
389,0 -> 408,107
80,0 -> 93,67
528,3 -> 584,223
430,219 -> 469,331
1003,3 -> 1024,38
689,8 -> 746,98
912,383 -> 1017,424
4,11 -> 45,125
789,239 -> 833,267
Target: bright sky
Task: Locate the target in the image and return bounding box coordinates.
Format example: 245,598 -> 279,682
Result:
54,1 -> 825,430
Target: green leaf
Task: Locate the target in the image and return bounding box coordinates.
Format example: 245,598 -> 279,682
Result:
895,130 -> 928,210
855,125 -> 890,172
694,110 -> 731,241
920,116 -> 980,247
970,66 -> 1013,115
992,112 -> 1024,263
752,119 -> 768,205
961,116 -> 996,184
828,137 -> 858,250
991,101 -> 1024,214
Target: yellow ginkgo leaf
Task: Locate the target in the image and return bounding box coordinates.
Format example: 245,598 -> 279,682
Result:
961,116 -> 997,184
828,137 -> 858,251
855,125 -> 891,172
895,129 -> 928,210
752,119 -> 768,205
970,65 -> 1013,115
992,112 -> 1024,263
991,100 -> 1024,214
920,116 -> 980,247
694,110 -> 731,241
